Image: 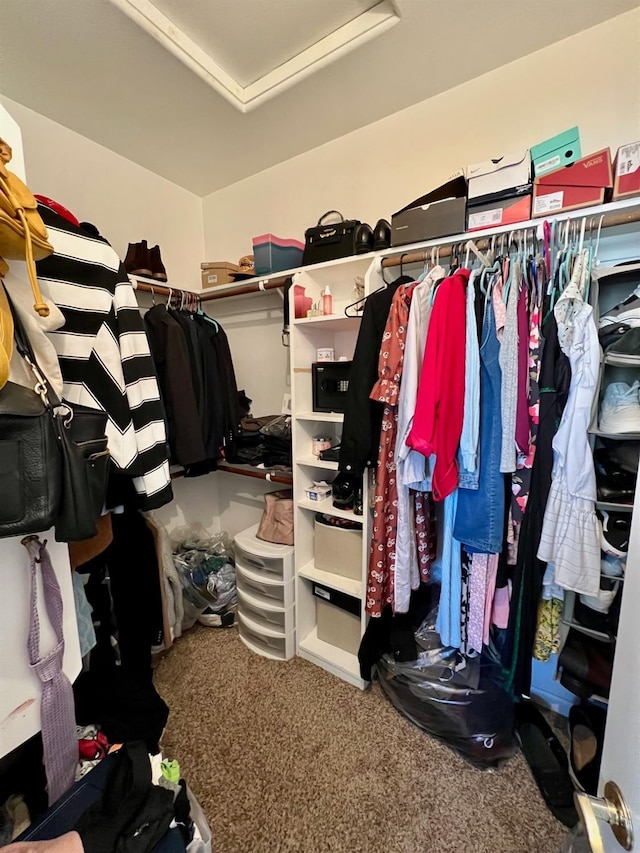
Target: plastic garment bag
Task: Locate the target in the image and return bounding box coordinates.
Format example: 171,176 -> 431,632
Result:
377,610 -> 517,769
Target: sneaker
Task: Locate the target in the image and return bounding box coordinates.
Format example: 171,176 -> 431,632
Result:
599,510 -> 631,556
599,381 -> 640,434
569,703 -> 607,795
605,327 -> 640,365
600,553 -> 625,577
599,281 -> 640,328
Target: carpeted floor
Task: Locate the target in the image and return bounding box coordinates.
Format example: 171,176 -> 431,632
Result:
155,626 -> 568,853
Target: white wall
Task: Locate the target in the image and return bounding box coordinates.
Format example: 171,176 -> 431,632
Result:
202,9 -> 640,260
0,95 -> 204,286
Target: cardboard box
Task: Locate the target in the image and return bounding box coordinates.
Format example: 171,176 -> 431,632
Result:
531,127 -> 581,177
613,141 -> 640,200
391,175 -> 467,245
532,148 -> 613,217
200,261 -> 240,288
467,151 -> 530,201
467,185 -> 532,231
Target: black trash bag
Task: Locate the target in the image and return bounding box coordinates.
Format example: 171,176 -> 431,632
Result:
377,610 -> 517,769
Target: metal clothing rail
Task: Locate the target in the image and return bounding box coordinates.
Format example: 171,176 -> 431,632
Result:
380,203 -> 640,270
131,273 -> 290,301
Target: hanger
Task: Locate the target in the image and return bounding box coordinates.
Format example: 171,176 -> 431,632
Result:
149,284 -> 156,306
347,255 -> 413,315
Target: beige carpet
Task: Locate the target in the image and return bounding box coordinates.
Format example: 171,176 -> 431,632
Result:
155,626 -> 568,853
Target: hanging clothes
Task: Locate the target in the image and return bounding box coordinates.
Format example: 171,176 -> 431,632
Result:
407,268 -> 470,501
35,203 -> 172,510
453,288 -> 505,553
502,306 -> 571,697
537,298 -> 601,596
393,265 -> 444,612
339,277 -> 412,477
366,283 -> 415,617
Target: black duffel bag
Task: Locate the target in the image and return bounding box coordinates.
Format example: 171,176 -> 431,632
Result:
302,210 -> 361,265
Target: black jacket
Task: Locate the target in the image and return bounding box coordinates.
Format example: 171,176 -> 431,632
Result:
339,277 -> 412,475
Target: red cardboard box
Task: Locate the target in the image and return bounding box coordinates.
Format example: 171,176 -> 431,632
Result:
532,148 -> 613,217
613,141 -> 640,200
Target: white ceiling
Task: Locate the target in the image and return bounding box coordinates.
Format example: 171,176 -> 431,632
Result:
1,0 -> 638,196
149,0 -> 383,87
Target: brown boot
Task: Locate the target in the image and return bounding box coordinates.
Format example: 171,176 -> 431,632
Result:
149,245 -> 167,281
124,240 -> 152,277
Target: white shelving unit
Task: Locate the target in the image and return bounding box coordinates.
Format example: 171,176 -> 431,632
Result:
290,254 -> 380,690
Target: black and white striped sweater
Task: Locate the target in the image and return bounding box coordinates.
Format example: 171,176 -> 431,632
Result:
36,203 -> 173,509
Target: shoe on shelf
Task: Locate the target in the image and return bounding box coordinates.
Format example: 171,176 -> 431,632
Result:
599,322 -> 632,350
355,223 -> 374,255
559,629 -> 614,700
612,441 -> 640,474
124,240 -> 152,277
372,219 -> 391,251
594,448 -> 637,483
569,702 -> 607,795
599,381 -> 640,434
599,281 -> 640,329
596,477 -> 636,504
600,553 -> 625,578
149,245 -> 168,281
599,510 -> 631,557
514,700 -> 578,828
331,472 -> 356,510
605,327 -> 640,365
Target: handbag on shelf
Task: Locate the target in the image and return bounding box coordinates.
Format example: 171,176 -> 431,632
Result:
256,489 -> 294,546
0,136 -> 54,317
301,210 -> 361,266
0,286 -> 110,542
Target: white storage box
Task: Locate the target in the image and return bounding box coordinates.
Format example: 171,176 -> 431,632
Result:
314,516 -> 362,582
234,523 -> 294,583
238,611 -> 296,661
236,564 -> 295,610
313,583 -> 361,655
467,151 -> 531,200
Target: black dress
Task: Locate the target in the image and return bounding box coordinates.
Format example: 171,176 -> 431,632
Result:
501,303 -> 571,696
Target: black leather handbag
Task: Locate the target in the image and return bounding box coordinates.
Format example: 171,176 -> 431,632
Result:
0,288 -> 110,542
302,211 -> 361,266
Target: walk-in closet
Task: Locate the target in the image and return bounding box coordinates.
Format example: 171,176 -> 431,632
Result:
1,2 -> 640,852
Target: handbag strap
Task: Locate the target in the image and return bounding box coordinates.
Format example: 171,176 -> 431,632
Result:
0,169 -> 50,317
317,210 -> 345,226
2,282 -> 60,407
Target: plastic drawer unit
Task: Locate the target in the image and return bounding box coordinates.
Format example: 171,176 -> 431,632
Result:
234,524 -> 295,660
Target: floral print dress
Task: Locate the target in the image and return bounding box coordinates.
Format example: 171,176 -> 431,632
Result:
366,284 -> 415,617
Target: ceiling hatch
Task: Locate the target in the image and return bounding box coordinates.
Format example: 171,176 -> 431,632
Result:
107,0 -> 402,112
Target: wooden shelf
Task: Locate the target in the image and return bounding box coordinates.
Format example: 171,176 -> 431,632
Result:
298,627 -> 366,689
299,560 -> 362,598
297,496 -> 361,521
170,462 -> 293,486
296,411 -> 344,423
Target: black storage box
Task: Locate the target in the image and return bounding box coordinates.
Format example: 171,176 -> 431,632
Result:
312,361 -> 351,413
391,175 -> 468,246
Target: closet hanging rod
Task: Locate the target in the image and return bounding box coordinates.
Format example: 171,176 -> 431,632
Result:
131,275 -> 290,302
170,461 -> 293,485
379,205 -> 640,270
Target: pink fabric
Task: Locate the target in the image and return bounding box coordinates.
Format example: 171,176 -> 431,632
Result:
483,555 -> 500,645
515,285 -> 530,453
407,269 -> 469,501
492,583 -> 511,630
468,554 -> 489,653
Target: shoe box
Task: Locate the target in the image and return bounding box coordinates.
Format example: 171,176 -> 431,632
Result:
532,148 -> 613,217
252,234 -> 304,276
391,175 -> 468,246
312,582 -> 361,655
234,524 -> 295,660
530,126 -> 581,177
314,514 -> 362,582
466,151 -> 532,231
613,140 -> 640,200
